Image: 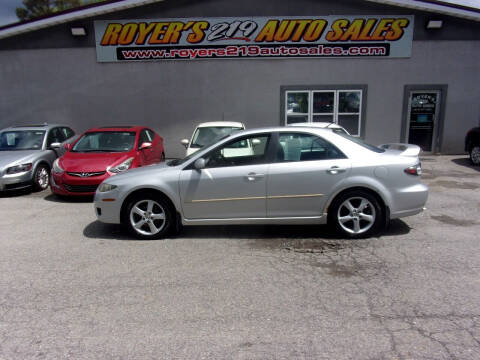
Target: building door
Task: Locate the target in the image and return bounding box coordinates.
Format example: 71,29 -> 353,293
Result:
406,90 -> 441,153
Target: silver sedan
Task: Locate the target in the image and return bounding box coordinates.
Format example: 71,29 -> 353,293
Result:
94,127 -> 428,239
0,124 -> 75,192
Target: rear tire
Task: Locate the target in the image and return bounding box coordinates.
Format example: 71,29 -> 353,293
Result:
328,190 -> 383,238
470,146 -> 480,166
32,164 -> 50,191
124,193 -> 173,240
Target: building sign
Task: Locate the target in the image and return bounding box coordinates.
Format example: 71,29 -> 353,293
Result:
94,16 -> 414,62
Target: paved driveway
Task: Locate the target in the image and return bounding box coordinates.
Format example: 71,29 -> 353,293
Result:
0,156 -> 479,359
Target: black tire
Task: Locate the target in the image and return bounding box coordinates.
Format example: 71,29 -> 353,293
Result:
470,145 -> 480,166
123,193 -> 173,240
32,164 -> 50,191
328,190 -> 384,239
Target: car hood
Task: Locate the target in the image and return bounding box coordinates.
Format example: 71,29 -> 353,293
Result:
0,150 -> 40,169
60,152 -> 133,172
105,162 -> 172,183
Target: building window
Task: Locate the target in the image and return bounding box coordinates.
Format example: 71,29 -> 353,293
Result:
285,89 -> 363,136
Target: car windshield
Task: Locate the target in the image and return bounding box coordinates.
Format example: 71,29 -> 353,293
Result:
190,126 -> 243,148
0,130 -> 46,151
336,133 -> 385,153
72,131 -> 136,153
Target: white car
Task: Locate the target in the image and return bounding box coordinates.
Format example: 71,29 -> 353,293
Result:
288,122 -> 350,135
181,121 -> 246,156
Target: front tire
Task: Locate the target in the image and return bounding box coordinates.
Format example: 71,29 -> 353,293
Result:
329,190 -> 383,238
124,193 -> 173,240
32,164 -> 50,191
470,145 -> 480,166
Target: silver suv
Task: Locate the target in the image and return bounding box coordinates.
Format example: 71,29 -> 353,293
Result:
0,124 -> 75,192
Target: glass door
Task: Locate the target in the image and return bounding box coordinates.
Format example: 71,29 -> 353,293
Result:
406,91 -> 440,153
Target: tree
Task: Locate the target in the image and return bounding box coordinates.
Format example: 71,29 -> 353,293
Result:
16,0 -> 88,21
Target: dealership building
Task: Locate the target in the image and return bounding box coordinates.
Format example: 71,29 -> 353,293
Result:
0,0 -> 479,157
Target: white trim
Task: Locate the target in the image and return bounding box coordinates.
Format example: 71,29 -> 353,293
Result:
0,0 -> 478,40
0,0 -> 165,39
364,0 -> 480,22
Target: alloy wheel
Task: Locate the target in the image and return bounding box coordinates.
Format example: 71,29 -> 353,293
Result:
129,199 -> 166,236
337,197 -> 376,235
471,146 -> 480,165
36,166 -> 49,190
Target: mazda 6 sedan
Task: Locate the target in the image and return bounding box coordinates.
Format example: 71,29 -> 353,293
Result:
94,127 -> 428,239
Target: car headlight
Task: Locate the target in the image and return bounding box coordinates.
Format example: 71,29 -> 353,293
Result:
108,157 -> 134,174
53,158 -> 64,174
98,183 -> 117,192
6,163 -> 32,174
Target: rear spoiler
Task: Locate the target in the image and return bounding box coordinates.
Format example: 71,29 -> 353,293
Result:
379,143 -> 421,157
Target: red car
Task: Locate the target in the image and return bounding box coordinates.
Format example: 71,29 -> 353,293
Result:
50,126 -> 164,196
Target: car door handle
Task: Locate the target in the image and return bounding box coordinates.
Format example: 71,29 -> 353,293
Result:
326,166 -> 346,175
246,172 -> 265,181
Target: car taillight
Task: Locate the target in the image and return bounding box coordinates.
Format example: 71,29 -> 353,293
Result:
404,163 -> 422,176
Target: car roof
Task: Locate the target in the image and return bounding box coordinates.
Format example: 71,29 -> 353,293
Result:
86,126 -> 145,132
1,123 -> 71,132
196,121 -> 245,128
287,122 -> 344,129
222,126 -> 348,140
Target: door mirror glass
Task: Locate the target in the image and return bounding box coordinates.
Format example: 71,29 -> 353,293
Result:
194,158 -> 206,170
139,142 -> 152,150
181,139 -> 189,148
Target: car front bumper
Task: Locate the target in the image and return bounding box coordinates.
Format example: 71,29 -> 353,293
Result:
93,188 -> 123,224
51,171 -> 110,196
0,170 -> 33,191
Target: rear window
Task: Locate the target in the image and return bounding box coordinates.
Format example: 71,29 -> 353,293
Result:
337,133 -> 385,153
191,127 -> 243,148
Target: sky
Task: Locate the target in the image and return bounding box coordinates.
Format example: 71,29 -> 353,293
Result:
0,0 -> 479,27
0,0 -> 22,26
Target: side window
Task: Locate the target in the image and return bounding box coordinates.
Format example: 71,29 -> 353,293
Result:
146,129 -> 155,141
204,134 -> 270,168
276,133 -> 346,162
47,128 -> 65,145
138,130 -> 149,146
62,127 -> 75,139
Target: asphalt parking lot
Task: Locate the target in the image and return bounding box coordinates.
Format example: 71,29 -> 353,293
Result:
0,155 -> 479,359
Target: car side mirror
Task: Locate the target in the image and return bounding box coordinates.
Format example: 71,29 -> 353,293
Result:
181,139 -> 189,148
49,142 -> 61,149
139,142 -> 152,150
251,138 -> 261,145
64,143 -> 72,151
194,158 -> 206,170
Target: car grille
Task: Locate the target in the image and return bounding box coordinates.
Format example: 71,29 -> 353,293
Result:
67,171 -> 106,177
64,184 -> 99,193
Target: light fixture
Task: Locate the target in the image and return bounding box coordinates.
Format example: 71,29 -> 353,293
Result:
71,27 -> 87,36
426,20 -> 443,29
